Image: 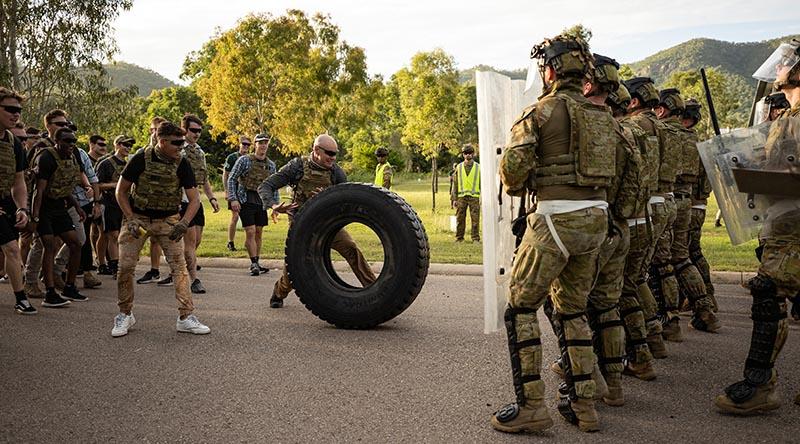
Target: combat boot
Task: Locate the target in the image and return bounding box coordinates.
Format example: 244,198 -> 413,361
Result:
491,401 -> 553,433
690,307 -> 721,332
623,360 -> 656,381
647,333 -> 668,359
714,382 -> 780,415
559,397 -> 600,432
661,318 -> 684,342
83,270 -> 102,289
603,372 -> 624,407
24,282 -> 44,298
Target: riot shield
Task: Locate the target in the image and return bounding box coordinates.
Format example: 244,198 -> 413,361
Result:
476,70 -> 541,333
697,117 -> 800,245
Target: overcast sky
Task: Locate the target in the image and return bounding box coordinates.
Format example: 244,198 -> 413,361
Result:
112,0 -> 799,83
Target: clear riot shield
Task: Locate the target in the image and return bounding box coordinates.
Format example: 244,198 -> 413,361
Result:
477,70 -> 541,333
697,117 -> 800,245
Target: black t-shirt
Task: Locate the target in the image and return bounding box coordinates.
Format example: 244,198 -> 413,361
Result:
121,149 -> 196,218
96,156 -> 126,207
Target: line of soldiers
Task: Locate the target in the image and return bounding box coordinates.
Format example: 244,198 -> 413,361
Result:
490,33 -> 800,433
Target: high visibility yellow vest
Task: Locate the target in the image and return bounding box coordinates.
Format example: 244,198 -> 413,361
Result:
374,162 -> 393,190
457,162 -> 480,198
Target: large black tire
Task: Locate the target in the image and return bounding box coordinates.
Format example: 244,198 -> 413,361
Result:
285,183 -> 429,329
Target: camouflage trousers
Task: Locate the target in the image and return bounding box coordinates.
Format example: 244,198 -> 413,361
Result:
455,196 -> 480,241
688,207 -> 714,299
506,206 -> 607,402
587,218 -> 629,376
671,196 -> 714,316
117,214 -> 193,317
620,218 -> 659,364
647,197 -> 679,322
274,228 -> 376,299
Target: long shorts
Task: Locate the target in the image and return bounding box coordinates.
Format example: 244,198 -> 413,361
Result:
0,198 -> 19,245
180,202 -> 205,228
37,199 -> 75,236
104,205 -> 123,232
240,202 -> 268,227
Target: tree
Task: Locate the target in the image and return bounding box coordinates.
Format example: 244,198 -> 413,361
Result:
182,10 -> 371,155
562,24 -> 592,43
662,68 -> 745,139
0,0 -> 133,118
619,64 -> 635,80
395,49 -> 461,211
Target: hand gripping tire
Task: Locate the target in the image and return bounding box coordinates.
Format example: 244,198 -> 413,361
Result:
285,183 -> 429,329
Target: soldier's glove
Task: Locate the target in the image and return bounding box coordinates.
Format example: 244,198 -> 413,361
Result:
126,218 -> 145,239
168,220 -> 190,241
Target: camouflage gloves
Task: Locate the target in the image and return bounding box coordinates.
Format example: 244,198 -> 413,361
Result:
168,220 -> 190,241
126,218 -> 145,238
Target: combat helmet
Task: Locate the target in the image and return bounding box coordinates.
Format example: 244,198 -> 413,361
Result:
658,88 -> 686,116
682,97 -> 703,127
592,53 -> 621,94
753,39 -> 800,90
530,34 -> 594,79
622,77 -> 659,110
607,83 -> 632,116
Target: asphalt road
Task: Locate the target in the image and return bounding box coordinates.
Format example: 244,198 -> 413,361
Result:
1,266 -> 797,444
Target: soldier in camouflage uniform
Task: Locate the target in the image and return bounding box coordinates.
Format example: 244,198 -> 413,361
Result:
607,83 -> 662,378
715,39 -> 800,414
258,134 -> 376,309
491,35 -> 616,433
111,121 -> 210,337
680,99 -> 718,313
655,89 -> 720,333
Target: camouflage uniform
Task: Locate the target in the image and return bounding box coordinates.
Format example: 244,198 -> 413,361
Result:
492,35 -> 615,434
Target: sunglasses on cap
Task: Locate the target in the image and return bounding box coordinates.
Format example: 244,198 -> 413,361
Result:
168,139 -> 185,147
315,146 -> 338,157
187,127 -> 202,134
1,105 -> 23,114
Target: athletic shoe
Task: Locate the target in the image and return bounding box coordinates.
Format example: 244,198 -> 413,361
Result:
269,293 -> 283,308
83,271 -> 102,289
62,285 -> 88,302
258,264 -> 269,274
41,291 -> 71,308
191,279 -> 206,294
176,314 -> 211,334
14,299 -> 38,315
250,263 -> 260,276
136,269 -> 160,284
111,313 -> 136,337
227,242 -> 236,251
98,263 -> 113,276
0,274 -> 9,283
157,276 -> 173,287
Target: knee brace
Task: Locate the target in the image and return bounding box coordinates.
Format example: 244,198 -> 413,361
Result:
504,305 -> 542,405
588,304 -> 625,373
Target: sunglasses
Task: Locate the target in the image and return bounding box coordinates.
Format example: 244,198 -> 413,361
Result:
187,127 -> 202,134
97,142 -> 107,147
168,139 -> 185,147
62,138 -> 78,144
52,121 -> 70,127
241,142 -> 252,147
315,146 -> 338,157
1,105 -> 23,114
122,142 -> 134,148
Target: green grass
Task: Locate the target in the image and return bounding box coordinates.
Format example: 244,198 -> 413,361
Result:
194,181 -> 757,272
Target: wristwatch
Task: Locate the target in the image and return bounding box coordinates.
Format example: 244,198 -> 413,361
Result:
32,216 -> 40,223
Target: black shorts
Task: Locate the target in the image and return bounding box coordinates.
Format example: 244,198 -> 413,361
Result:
103,205 -> 123,232
180,201 -> 205,228
37,199 -> 75,236
239,203 -> 268,227
0,198 -> 19,245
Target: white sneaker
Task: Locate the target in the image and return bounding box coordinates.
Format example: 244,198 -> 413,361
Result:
112,313 -> 136,337
176,314 -> 210,335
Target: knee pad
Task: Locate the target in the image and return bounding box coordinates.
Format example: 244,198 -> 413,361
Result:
504,306 -> 542,405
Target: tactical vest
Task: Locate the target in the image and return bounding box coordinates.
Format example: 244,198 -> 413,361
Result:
456,162 -> 480,197
0,131 -> 17,198
291,156 -> 333,208
620,118 -> 659,197
40,147 -> 81,199
374,163 -> 393,189
535,95 -> 617,188
238,154 -> 272,191
611,126 -> 647,220
183,144 -> 208,186
130,148 -> 183,212
654,119 -> 682,190
99,156 -> 127,197
676,127 -> 700,183
26,137 -> 53,195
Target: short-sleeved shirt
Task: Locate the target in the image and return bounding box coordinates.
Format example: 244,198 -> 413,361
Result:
224,152 -> 242,172
96,156 -> 127,208
0,132 -> 27,206
35,149 -> 85,205
121,149 -> 196,219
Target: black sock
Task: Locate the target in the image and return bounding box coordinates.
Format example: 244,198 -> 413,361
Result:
14,290 -> 26,303
250,257 -> 258,264
150,267 -> 158,273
